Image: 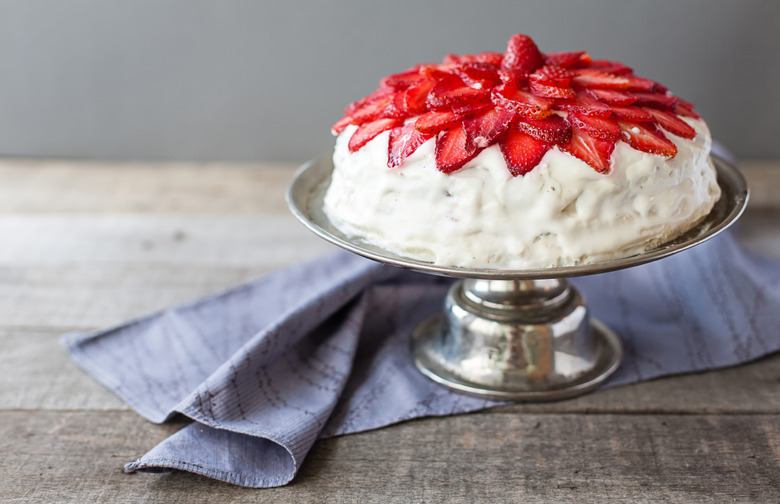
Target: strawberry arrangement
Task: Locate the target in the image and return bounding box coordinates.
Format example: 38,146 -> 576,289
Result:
332,34 -> 700,176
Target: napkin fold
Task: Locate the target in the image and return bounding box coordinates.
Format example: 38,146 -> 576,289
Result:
62,229 -> 780,488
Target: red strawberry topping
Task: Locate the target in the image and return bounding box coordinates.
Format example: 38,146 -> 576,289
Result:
388,123 -> 433,168
333,33 -> 701,176
453,63 -> 503,89
587,88 -> 638,106
414,110 -> 463,135
674,98 -> 701,119
633,92 -> 678,110
553,94 -> 612,116
619,121 -> 678,158
436,125 -> 481,173
528,79 -> 576,99
491,86 -> 552,119
501,127 -> 550,176
610,105 -> 654,122
348,117 -> 402,152
501,34 -> 544,74
516,115 -> 572,145
428,80 -> 491,109
544,51 -> 591,69
572,68 -> 630,89
563,127 -> 616,173
643,108 -> 696,139
568,112 -> 620,142
463,107 -> 515,154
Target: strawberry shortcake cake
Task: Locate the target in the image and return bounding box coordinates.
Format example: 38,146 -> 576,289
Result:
323,34 -> 721,269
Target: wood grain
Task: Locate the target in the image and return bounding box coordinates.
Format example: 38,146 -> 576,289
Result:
0,159 -> 296,214
1,410 -> 778,503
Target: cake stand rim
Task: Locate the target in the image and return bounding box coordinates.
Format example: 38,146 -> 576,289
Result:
286,154 -> 748,280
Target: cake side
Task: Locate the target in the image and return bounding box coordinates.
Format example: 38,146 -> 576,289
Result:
324,118 -> 720,269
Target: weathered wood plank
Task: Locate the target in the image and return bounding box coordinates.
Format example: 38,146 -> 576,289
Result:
0,158 -> 777,215
2,325 -> 779,414
0,159 -> 296,214
1,410 -> 778,503
0,265 -> 275,329
0,215 -> 335,266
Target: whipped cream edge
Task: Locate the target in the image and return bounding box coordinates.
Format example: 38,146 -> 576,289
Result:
323,118 -> 721,269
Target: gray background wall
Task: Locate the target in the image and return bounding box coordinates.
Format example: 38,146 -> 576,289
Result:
0,0 -> 778,162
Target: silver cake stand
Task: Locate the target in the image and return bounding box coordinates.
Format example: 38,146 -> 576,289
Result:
287,155 -> 748,401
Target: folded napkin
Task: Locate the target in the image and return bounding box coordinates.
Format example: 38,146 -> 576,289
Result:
62,228 -> 780,487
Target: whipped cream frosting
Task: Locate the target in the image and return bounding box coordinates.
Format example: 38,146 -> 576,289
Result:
323,118 -> 721,269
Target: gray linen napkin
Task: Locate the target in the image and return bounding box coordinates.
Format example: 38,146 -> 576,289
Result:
61,229 -> 780,487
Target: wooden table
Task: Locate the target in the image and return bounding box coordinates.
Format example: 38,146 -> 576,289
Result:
2,159 -> 779,503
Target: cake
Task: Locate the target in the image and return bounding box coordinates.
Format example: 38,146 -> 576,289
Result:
323,34 -> 721,269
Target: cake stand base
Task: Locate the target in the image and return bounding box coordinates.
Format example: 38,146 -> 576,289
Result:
411,279 -> 623,401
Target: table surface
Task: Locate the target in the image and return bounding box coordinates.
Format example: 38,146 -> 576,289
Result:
2,159 -> 779,503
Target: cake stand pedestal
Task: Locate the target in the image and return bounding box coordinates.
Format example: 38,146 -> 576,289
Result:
287,155 -> 747,401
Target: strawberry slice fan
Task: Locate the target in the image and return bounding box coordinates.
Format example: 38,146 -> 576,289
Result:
291,35 -> 749,400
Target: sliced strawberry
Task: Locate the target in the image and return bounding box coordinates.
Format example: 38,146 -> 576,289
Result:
443,52 -> 503,66
568,112 -> 620,141
451,100 -> 491,116
388,123 -> 433,168
427,79 -> 491,109
624,75 -> 655,92
530,65 -> 575,86
343,86 -> 394,117
474,51 -> 504,66
331,115 -> 354,135
589,60 -> 633,75
454,62 -> 502,89
572,68 -> 630,89
516,115 -> 572,145
529,79 -> 576,99
553,93 -> 612,116
392,92 -> 410,117
414,110 -> 463,134
610,105 -> 654,122
644,108 -> 696,139
618,120 -> 678,158
418,66 -> 460,87
634,92 -> 678,111
442,54 -> 463,65
380,66 -> 424,88
587,88 -> 638,105
348,117 -> 402,152
436,125 -> 481,173
396,79 -> 436,115
463,107 -> 515,154
501,34 -> 544,74
347,93 -> 396,124
674,98 -> 700,119
528,66 -> 576,98
563,127 -> 615,173
497,67 -> 527,87
544,51 -> 591,68
491,85 -> 552,119
500,127 -> 550,176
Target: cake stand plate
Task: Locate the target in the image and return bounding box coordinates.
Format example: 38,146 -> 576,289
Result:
287,155 -> 748,401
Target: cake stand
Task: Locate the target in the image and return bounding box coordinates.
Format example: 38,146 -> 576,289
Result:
287,155 -> 748,401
